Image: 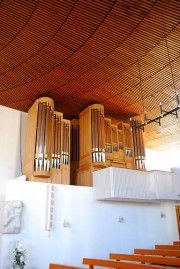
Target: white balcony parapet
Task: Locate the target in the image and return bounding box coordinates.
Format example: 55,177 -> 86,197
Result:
93,167 -> 179,202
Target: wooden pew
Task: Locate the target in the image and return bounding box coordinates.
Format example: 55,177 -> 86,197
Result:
49,264 -> 82,269
109,253 -> 180,266
174,242 -> 180,245
134,249 -> 180,257
155,245 -> 180,250
83,258 -> 173,269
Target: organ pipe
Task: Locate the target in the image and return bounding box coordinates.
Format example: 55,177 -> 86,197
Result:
91,108 -> 105,163
34,101 -> 53,172
131,119 -> 145,170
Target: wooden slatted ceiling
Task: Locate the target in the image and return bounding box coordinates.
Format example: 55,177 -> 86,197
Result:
0,0 -> 38,48
1,0 -> 180,151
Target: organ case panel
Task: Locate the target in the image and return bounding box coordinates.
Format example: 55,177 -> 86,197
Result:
104,117 -> 113,165
78,104 -> 107,186
50,115 -> 70,184
122,123 -> 135,169
60,119 -> 70,184
70,119 -> 79,185
110,124 -> 125,167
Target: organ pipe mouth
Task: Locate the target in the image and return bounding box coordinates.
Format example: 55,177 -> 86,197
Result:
156,131 -> 162,136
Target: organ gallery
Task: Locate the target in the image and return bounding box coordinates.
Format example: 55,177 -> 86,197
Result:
24,98 -> 146,186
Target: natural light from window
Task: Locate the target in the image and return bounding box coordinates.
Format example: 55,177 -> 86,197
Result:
146,148 -> 180,172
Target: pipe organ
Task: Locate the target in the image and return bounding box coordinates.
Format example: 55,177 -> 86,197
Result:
24,98 -> 145,186
34,100 -> 53,173
122,123 -> 134,169
76,104 -> 106,186
91,107 -> 105,163
130,117 -> 146,170
24,97 -> 70,184
51,112 -> 63,170
104,122 -> 134,169
104,118 -> 112,154
74,104 -> 140,186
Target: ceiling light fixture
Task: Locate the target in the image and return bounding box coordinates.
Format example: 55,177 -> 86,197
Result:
131,37 -> 180,131
137,60 -> 146,124
131,99 -> 180,130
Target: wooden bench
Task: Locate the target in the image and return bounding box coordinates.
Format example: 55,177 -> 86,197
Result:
174,242 -> 180,246
155,245 -> 180,250
109,253 -> 180,266
134,249 -> 180,257
49,264 -> 83,269
83,258 -> 173,269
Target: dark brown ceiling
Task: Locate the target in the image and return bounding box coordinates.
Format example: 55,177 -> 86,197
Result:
1,0 -> 180,151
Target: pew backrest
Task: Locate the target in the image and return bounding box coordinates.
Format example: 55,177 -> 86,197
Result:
83,258 -> 173,269
49,264 -> 83,269
109,253 -> 180,266
134,249 -> 180,257
155,245 -> 180,250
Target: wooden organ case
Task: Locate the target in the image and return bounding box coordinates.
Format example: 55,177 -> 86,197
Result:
77,104 -> 107,186
122,123 -> 135,169
24,97 -> 70,184
74,104 -> 137,186
104,121 -> 135,169
70,119 -> 79,185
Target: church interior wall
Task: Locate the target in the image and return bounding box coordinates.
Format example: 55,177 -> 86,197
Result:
0,105 -> 179,269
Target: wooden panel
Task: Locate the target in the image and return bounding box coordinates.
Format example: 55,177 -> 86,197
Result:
70,119 -> 79,185
122,123 -> 135,169
49,264 -> 82,269
1,1 -> 180,152
110,253 -> 180,267
83,258 -> 169,269
24,99 -> 39,180
104,117 -> 113,161
134,249 -> 180,257
111,124 -> 119,161
79,105 -> 92,164
155,244 -> 180,250
173,241 -> 180,245
78,104 -> 106,186
176,206 -> 180,241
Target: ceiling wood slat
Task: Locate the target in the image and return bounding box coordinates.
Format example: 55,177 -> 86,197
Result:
1,0 -> 180,150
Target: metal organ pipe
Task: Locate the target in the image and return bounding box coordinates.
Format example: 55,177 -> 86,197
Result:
34,102 -> 53,172
91,109 -> 105,163
131,120 -> 145,170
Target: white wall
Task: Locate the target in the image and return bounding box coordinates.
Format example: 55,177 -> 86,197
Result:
0,105 -> 179,269
0,180 -> 179,269
0,106 -> 27,181
145,148 -> 180,172
0,106 -> 27,249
